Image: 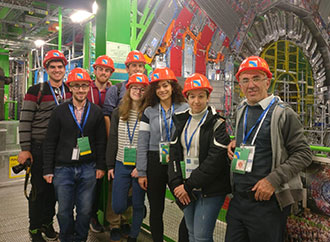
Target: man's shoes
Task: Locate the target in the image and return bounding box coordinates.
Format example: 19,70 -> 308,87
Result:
89,217 -> 104,233
29,230 -> 46,242
120,223 -> 130,238
41,223 -> 58,240
127,236 -> 137,242
110,228 -> 121,242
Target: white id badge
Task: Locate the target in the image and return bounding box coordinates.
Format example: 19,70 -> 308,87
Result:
184,157 -> 199,179
72,147 -> 80,160
244,145 -> 255,172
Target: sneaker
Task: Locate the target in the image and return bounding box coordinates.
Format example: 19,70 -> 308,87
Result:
110,228 -> 121,242
41,223 -> 58,240
127,236 -> 137,242
29,230 -> 46,242
120,223 -> 130,238
89,217 -> 104,233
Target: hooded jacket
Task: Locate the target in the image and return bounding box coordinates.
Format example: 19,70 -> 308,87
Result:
168,106 -> 231,197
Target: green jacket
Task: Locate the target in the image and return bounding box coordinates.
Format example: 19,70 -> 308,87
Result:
234,95 -> 312,209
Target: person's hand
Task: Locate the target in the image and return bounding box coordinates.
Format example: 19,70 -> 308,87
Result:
138,176 -> 148,191
174,184 -> 190,205
43,175 -> 53,183
131,168 -> 138,178
18,151 -> 33,165
96,169 -> 105,179
108,169 -> 114,180
227,140 -> 236,160
252,178 -> 275,201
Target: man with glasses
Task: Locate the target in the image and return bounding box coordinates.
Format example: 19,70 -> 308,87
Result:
43,68 -> 106,242
18,50 -> 71,242
225,56 -> 312,242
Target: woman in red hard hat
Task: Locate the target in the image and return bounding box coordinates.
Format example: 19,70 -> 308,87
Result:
136,67 -> 188,241
106,73 -> 149,241
168,73 -> 231,241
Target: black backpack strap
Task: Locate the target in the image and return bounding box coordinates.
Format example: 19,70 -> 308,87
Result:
36,82 -> 45,110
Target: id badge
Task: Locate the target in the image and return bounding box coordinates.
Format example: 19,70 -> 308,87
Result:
231,146 -> 250,174
72,147 -> 80,160
184,157 -> 199,179
77,136 -> 92,156
244,145 -> 255,172
159,142 -> 170,165
124,146 -> 137,166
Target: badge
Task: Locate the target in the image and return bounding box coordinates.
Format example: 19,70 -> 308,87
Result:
184,157 -> 199,179
77,136 -> 92,156
123,146 -> 137,166
71,147 -> 80,160
159,142 -> 170,165
244,145 -> 255,172
231,147 -> 250,174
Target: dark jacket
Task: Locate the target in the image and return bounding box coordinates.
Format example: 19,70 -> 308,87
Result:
168,106 -> 232,198
105,108 -> 120,170
43,99 -> 107,175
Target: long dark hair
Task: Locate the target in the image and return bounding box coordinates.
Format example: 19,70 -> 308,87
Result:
144,80 -> 185,107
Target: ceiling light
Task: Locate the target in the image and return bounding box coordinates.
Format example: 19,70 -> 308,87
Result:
92,1 -> 98,14
70,10 -> 93,23
34,39 -> 45,47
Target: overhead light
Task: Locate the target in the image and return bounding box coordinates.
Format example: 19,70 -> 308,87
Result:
92,1 -> 98,14
34,39 -> 45,47
70,1 -> 97,23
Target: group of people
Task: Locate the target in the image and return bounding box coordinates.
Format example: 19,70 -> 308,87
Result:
18,49 -> 312,242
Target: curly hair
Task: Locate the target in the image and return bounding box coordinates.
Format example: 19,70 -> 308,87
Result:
118,85 -> 148,121
144,80 -> 185,107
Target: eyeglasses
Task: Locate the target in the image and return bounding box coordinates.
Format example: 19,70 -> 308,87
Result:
131,86 -> 145,93
240,77 -> 267,86
70,84 -> 90,90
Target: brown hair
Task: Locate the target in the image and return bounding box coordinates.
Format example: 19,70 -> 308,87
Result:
118,85 -> 148,121
144,81 -> 185,107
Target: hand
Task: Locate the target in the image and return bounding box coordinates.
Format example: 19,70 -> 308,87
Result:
252,178 -> 275,201
18,151 -> 33,165
227,140 -> 236,160
131,168 -> 138,178
174,185 -> 190,205
138,176 -> 148,191
43,175 -> 53,183
108,169 -> 114,180
96,169 -> 105,179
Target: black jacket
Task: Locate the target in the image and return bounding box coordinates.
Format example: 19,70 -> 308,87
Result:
43,99 -> 107,175
105,108 -> 120,170
168,106 -> 231,197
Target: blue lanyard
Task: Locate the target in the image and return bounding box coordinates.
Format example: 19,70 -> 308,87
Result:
68,102 -> 91,136
90,85 -> 103,106
243,97 -> 275,144
184,110 -> 208,155
160,104 -> 174,142
127,118 -> 138,145
48,81 -> 65,106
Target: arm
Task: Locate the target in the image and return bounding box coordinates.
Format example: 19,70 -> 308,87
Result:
102,85 -> 118,121
185,120 -> 231,192
95,108 -> 107,178
104,116 -> 110,138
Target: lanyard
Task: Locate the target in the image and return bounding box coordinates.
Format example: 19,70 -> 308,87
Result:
90,85 -> 103,106
243,97 -> 275,145
48,81 -> 66,106
68,102 -> 91,136
127,118 -> 138,145
159,104 -> 174,142
185,110 -> 208,155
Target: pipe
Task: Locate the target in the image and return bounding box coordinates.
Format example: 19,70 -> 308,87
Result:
58,7 -> 62,51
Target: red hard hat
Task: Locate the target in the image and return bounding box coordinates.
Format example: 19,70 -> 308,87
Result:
93,55 -> 115,72
125,50 -> 146,66
150,67 -> 177,83
126,73 -> 150,89
43,50 -> 68,68
182,73 -> 213,97
235,56 -> 272,81
66,68 -> 92,85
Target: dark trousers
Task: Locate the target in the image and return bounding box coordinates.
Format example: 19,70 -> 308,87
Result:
91,178 -> 102,219
225,194 -> 291,242
146,151 -> 168,242
29,143 -> 56,230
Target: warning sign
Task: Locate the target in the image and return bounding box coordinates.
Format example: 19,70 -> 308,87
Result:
9,156 -> 25,178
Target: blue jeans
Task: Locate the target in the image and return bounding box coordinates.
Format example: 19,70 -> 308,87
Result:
183,192 -> 225,242
112,161 -> 145,238
53,163 -> 96,242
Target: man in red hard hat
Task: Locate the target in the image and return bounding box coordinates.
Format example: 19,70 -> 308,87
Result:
43,68 -> 106,242
18,50 -> 71,241
226,56 -> 312,242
